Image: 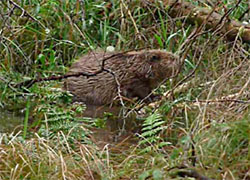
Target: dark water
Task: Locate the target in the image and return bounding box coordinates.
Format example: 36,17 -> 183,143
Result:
84,105 -> 140,148
0,108 -> 139,149
90,113 -> 140,149
0,109 -> 24,133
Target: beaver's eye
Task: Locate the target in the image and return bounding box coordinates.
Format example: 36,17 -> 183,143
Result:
150,55 -> 160,62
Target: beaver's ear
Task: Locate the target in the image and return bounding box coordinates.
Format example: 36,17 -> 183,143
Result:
149,55 -> 161,62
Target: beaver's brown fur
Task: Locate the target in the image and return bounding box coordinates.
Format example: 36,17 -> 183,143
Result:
64,50 -> 180,105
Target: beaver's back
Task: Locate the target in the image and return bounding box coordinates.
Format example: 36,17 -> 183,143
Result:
64,50 -> 180,105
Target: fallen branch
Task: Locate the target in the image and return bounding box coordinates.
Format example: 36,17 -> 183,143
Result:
162,0 -> 250,43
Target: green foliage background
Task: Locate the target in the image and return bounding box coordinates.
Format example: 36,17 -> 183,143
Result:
0,0 -> 249,179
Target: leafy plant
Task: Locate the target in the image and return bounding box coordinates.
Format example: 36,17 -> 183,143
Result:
34,86 -> 89,142
139,112 -> 169,152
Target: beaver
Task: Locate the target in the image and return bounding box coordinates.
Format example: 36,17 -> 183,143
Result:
64,50 -> 180,106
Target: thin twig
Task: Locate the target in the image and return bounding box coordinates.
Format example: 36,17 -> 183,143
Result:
238,7 -> 249,21
214,0 -> 243,30
15,49 -> 146,89
188,99 -> 250,104
7,0 -> 46,29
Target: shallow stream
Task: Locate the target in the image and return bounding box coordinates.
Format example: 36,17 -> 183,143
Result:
0,108 -> 138,149
0,109 -> 24,133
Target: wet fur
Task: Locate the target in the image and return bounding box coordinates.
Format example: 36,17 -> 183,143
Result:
64,50 -> 180,105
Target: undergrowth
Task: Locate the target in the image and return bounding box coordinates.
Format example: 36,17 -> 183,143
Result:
0,0 -> 249,179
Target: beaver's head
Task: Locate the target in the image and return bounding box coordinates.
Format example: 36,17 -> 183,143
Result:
147,50 -> 180,78
129,50 -> 181,87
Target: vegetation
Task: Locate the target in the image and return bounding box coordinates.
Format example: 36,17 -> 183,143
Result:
0,0 -> 249,179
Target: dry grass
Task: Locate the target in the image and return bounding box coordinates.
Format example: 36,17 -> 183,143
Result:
0,0 -> 249,179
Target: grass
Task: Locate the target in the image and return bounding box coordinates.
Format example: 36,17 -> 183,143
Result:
0,0 -> 249,179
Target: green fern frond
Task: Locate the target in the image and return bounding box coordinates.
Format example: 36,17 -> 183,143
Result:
139,112 -> 167,149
